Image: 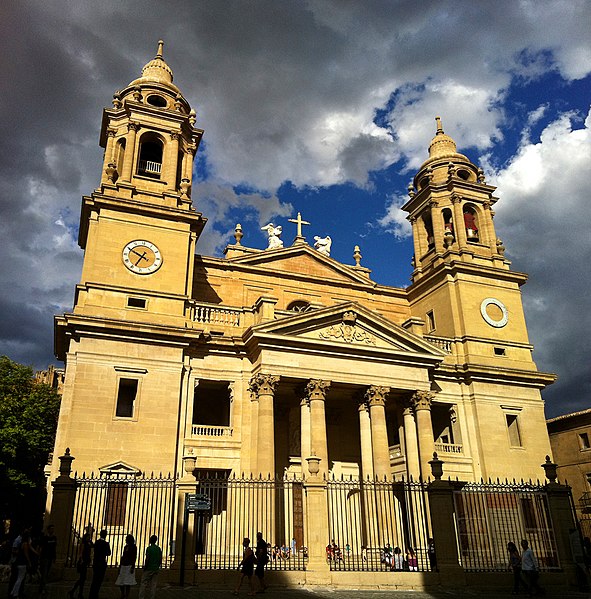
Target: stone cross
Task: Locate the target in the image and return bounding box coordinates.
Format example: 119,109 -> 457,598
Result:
288,212 -> 310,245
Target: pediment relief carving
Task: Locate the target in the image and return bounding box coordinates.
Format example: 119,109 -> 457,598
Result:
318,311 -> 377,346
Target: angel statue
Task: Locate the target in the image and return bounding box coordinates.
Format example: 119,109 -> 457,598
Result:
314,235 -> 332,257
261,223 -> 284,250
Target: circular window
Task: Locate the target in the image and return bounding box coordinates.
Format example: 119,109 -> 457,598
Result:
147,94 -> 167,108
480,298 -> 508,328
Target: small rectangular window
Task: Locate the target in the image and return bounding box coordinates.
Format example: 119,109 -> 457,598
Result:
579,433 -> 590,450
127,297 -> 146,309
506,413 -> 522,447
494,347 -> 506,356
116,378 -> 138,418
426,310 -> 436,332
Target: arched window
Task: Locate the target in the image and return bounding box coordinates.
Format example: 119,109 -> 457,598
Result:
287,300 -> 311,313
442,208 -> 454,239
137,133 -> 163,179
463,204 -> 479,242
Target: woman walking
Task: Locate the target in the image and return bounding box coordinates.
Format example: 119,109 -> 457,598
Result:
233,537 -> 256,596
507,541 -> 523,594
115,534 -> 137,598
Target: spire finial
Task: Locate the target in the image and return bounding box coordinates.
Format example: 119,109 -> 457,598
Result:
156,40 -> 164,58
435,116 -> 444,135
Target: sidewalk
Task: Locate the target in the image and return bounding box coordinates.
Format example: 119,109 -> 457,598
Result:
2,581 -> 590,599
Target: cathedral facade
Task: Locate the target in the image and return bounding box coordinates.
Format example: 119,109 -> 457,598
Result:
50,42 -> 555,489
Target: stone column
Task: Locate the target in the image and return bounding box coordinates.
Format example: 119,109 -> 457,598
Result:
402,397 -> 421,479
121,122 -> 139,182
413,391 -> 435,479
249,373 -> 280,476
166,131 -> 180,192
102,128 -> 117,184
49,449 -> 78,569
451,194 -> 468,248
358,399 -> 373,480
482,200 -> 497,252
366,385 -> 391,480
306,380 -> 331,477
300,396 -> 311,476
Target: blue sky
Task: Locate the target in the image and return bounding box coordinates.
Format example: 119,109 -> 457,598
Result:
1,1 -> 590,417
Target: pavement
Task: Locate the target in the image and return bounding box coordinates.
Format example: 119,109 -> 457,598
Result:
3,581 -> 591,599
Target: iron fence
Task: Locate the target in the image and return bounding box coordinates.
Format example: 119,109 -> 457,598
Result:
193,473 -> 306,570
453,481 -> 559,571
327,477 -> 432,572
66,473 -> 176,568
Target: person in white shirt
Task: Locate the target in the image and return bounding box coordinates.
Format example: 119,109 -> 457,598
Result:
520,539 -> 542,595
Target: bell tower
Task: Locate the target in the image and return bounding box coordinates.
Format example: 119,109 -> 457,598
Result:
69,41 -> 205,331
404,118 -> 554,385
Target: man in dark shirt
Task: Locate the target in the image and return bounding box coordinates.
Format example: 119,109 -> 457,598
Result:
39,524 -> 57,594
88,530 -> 111,599
254,531 -> 268,593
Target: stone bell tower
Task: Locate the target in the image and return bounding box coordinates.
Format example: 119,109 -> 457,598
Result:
404,118 -> 554,478
66,40 -> 206,334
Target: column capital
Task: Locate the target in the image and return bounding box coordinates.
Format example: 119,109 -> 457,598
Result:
170,131 -> 181,141
305,379 -> 331,401
128,121 -> 140,132
412,390 -> 434,411
365,385 -> 390,407
450,193 -> 462,205
106,127 -> 117,138
248,373 -> 280,397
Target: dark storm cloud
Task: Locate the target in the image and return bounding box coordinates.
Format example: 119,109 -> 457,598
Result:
0,0 -> 590,421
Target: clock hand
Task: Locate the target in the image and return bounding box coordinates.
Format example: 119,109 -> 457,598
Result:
132,251 -> 149,266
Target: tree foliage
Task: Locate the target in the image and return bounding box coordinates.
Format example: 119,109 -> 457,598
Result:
0,356 -> 61,522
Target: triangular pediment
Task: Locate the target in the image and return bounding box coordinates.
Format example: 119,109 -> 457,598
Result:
99,461 -> 141,477
227,244 -> 374,286
244,301 -> 445,365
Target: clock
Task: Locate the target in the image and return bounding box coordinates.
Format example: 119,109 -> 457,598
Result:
480,298 -> 508,328
122,240 -> 162,274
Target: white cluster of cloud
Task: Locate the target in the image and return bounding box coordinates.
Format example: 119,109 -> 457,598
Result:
1,0 -> 590,416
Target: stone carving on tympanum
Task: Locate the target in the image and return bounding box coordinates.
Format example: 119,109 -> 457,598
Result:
318,311 -> 376,346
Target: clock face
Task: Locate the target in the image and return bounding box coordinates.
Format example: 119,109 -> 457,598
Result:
480,297 -> 508,328
122,240 -> 162,274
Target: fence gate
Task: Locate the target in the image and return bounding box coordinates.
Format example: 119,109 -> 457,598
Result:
327,477 -> 431,572
453,481 -> 560,571
191,473 -> 306,570
66,473 -> 176,568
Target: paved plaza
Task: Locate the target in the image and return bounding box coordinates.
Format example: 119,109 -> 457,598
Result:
2,581 -> 590,599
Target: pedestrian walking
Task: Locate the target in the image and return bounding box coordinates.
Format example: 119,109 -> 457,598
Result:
233,537 -> 255,596
88,529 -> 111,599
507,541 -> 524,594
520,539 -> 543,596
39,524 -> 57,594
115,534 -> 137,598
254,531 -> 268,593
69,525 -> 94,599
10,531 -> 34,598
138,535 -> 162,599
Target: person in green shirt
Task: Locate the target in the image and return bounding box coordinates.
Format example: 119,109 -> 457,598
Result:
138,535 -> 162,599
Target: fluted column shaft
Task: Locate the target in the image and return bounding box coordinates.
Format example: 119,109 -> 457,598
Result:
413,391 -> 435,479
366,386 -> 391,479
300,397 -> 311,475
306,380 -> 330,477
249,374 -> 279,476
402,401 -> 420,479
358,401 -> 374,480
